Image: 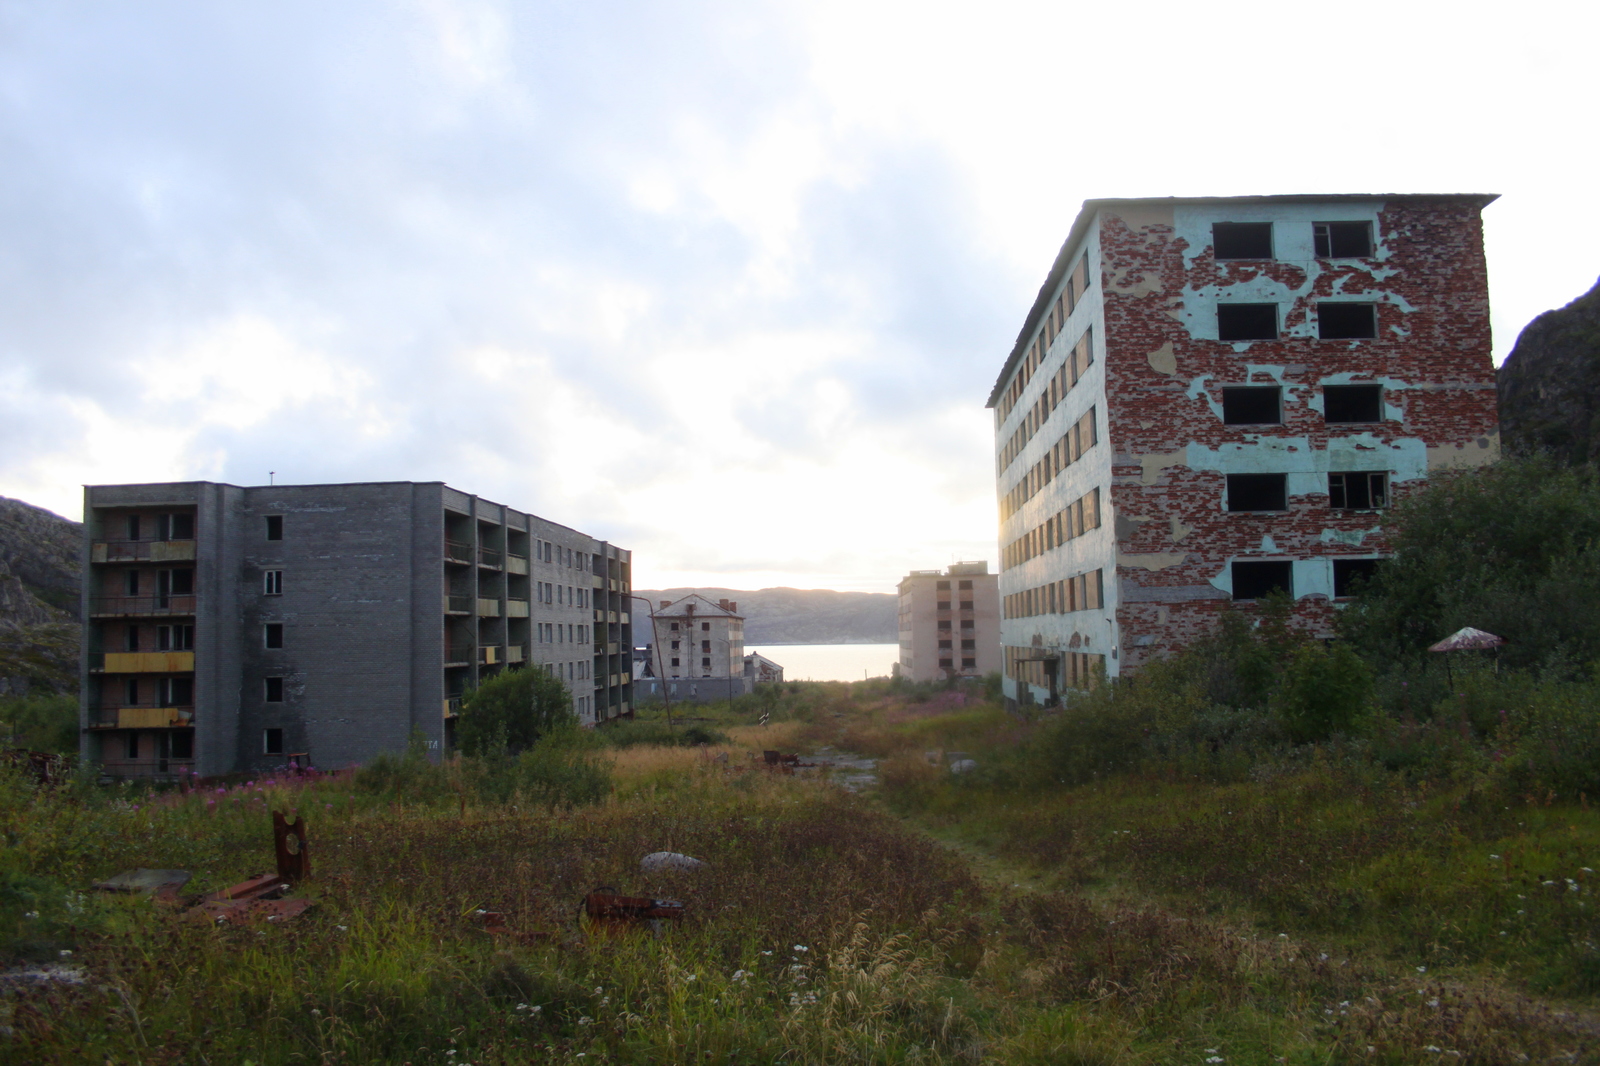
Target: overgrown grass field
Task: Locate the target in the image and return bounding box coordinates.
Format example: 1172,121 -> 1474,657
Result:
5,680 -> 1600,1063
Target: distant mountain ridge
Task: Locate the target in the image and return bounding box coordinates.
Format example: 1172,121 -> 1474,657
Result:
632,587 -> 897,646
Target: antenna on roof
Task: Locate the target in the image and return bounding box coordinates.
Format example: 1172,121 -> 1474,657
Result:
269,471 -> 275,486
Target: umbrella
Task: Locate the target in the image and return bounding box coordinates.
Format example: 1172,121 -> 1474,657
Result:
1427,627 -> 1505,653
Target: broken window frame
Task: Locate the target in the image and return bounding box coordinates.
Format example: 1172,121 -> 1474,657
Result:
1323,384 -> 1383,424
1212,222 -> 1274,261
1317,302 -> 1379,340
265,515 -> 283,541
263,728 -> 284,756
1221,385 -> 1283,425
264,676 -> 285,703
1217,303 -> 1279,342
1231,560 -> 1293,601
1328,471 -> 1389,510
1332,557 -> 1381,598
1314,221 -> 1373,259
1226,473 -> 1289,512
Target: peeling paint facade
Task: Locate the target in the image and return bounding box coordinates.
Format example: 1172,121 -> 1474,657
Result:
987,194 -> 1499,708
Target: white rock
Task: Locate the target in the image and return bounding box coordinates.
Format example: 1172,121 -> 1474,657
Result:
949,759 -> 978,774
641,851 -> 706,872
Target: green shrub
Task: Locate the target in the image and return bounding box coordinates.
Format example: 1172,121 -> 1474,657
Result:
1273,641 -> 1373,743
0,692 -> 79,754
457,665 -> 573,756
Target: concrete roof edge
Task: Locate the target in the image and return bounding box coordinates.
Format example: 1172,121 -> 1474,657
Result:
984,193 -> 1501,409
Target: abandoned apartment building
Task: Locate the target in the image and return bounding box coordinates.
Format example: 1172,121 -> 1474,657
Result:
894,561 -> 1002,682
79,480 -> 634,780
633,594 -> 749,703
987,194 -> 1500,710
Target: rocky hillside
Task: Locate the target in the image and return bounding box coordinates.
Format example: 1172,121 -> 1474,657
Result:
0,496 -> 82,695
632,587 -> 897,646
1499,276 -> 1600,464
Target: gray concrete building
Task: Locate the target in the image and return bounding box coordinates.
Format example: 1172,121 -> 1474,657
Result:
80,480 -> 633,779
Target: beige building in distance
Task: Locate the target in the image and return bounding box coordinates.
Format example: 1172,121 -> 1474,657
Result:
633,593 -> 749,703
895,562 -> 1001,682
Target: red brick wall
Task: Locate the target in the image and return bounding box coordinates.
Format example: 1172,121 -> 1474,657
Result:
1099,199 -> 1498,670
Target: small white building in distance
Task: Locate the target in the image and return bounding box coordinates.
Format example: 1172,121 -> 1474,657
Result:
895,561 -> 1002,682
743,651 -> 784,685
633,594 -> 750,703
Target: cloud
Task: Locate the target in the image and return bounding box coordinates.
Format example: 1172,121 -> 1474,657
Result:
0,0 -> 1597,591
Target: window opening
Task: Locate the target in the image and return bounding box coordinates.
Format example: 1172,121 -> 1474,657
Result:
1217,304 -> 1278,341
1318,303 -> 1378,340
126,514 -> 141,541
264,623 -> 284,649
263,728 -> 284,755
1314,221 -> 1373,258
1221,386 -> 1282,425
1212,222 -> 1273,260
1232,560 -> 1292,601
264,676 -> 285,702
1329,472 -> 1388,510
265,515 -> 283,541
263,570 -> 283,595
1324,384 -> 1382,423
1333,558 -> 1380,597
1227,473 -> 1288,512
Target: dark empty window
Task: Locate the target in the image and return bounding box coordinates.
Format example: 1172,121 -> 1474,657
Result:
671,657 -> 680,667
701,622 -> 710,632
962,657 -> 976,669
1217,304 -> 1278,341
1333,558 -> 1380,597
1318,303 -> 1377,340
961,639 -> 976,650
126,732 -> 139,759
264,676 -> 284,702
265,515 -> 283,541
125,570 -> 139,595
165,513 -> 194,540
1324,384 -> 1382,423
126,514 -> 141,541
168,569 -> 194,595
1227,473 -> 1287,512
936,580 -> 951,590
701,640 -> 710,652
1232,560 -> 1292,601
937,600 -> 951,610
959,600 -> 974,610
264,623 -> 284,649
263,728 -> 284,755
170,730 -> 194,759
938,620 -> 952,631
1329,472 -> 1388,510
938,640 -> 952,650
701,657 -> 711,668
1213,222 -> 1273,260
1314,221 -> 1373,258
1221,386 -> 1282,425
958,580 -> 972,590
125,625 -> 140,651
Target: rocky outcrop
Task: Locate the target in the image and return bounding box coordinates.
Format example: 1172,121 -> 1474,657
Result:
632,587 -> 897,646
0,497 -> 82,695
1498,276 -> 1600,464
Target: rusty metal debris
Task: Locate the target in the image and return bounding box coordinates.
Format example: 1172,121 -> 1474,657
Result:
1,748 -> 70,786
272,810 -> 310,883
759,750 -> 816,770
93,868 -> 192,897
581,887 -> 684,937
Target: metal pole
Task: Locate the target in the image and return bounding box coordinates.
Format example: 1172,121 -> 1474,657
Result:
628,594 -> 675,735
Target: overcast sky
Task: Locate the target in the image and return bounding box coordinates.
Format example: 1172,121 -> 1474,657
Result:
1,1 -> 1594,592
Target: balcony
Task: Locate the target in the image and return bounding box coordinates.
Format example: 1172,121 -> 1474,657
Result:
92,540 -> 197,564
89,651 -> 195,674
506,644 -> 526,663
478,547 -> 503,570
505,597 -> 529,618
480,646 -> 499,665
90,595 -> 197,618
445,539 -> 473,564
477,598 -> 501,617
443,696 -> 462,717
446,594 -> 473,615
88,705 -> 194,729
506,553 -> 529,575
445,648 -> 472,667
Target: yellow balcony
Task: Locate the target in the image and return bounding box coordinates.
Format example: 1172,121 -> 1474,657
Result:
477,598 -> 501,617
91,540 -> 196,564
97,652 -> 195,673
506,598 -> 529,618
117,706 -> 191,729
506,554 -> 529,575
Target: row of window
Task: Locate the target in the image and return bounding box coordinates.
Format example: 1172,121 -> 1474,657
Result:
668,639 -> 718,652
1002,487 -> 1103,572
121,623 -> 195,651
937,639 -> 978,651
115,512 -> 196,542
667,620 -> 714,632
538,581 -> 587,607
1005,648 -> 1104,691
1004,569 -> 1105,620
997,331 -> 1094,475
1226,471 -> 1388,512
1212,220 -> 1374,262
934,600 -> 974,611
1217,301 -> 1380,342
936,657 -> 979,671
537,622 -> 589,644
999,406 -> 1098,522
1232,558 -> 1378,600
933,579 -> 975,591
121,568 -> 194,596
998,254 -> 1093,422
118,676 -> 192,706
1220,383 -> 1383,425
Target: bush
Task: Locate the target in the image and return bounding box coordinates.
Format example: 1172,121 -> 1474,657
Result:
457,666 -> 574,756
0,692 -> 79,754
1273,641 -> 1373,743
465,729 -> 611,808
